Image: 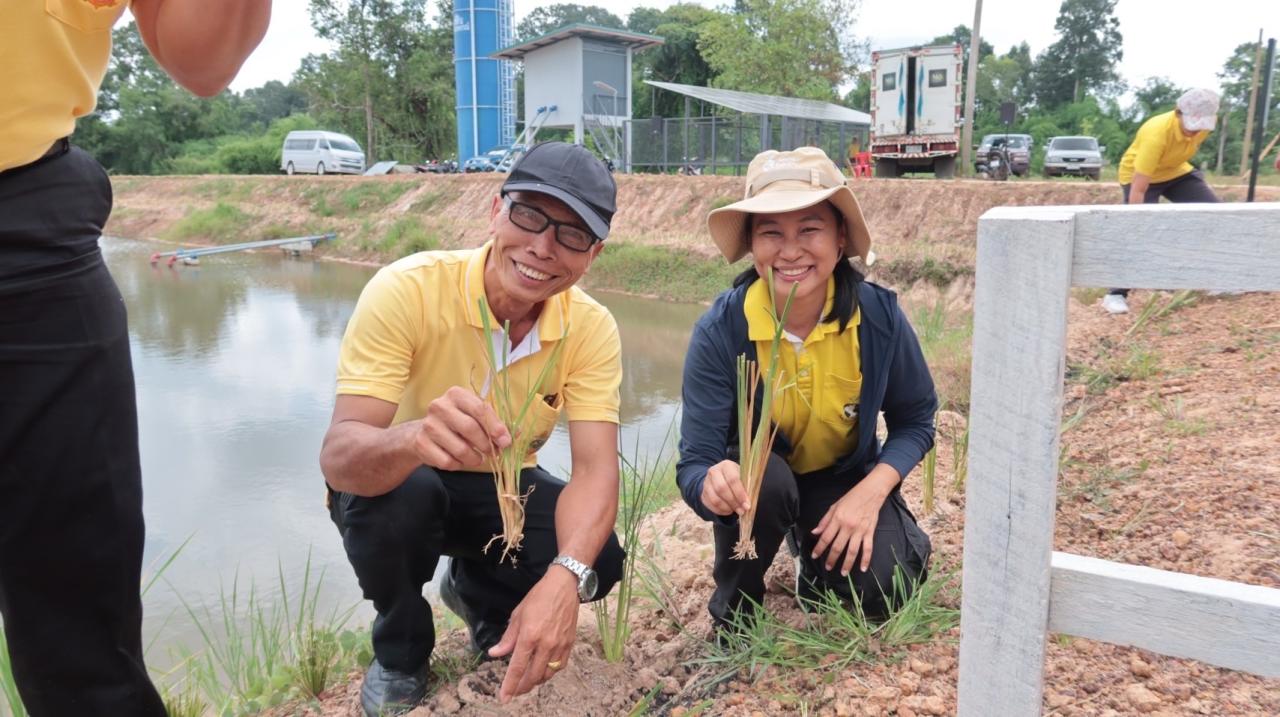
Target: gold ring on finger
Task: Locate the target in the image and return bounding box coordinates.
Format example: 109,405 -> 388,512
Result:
547,659 -> 563,671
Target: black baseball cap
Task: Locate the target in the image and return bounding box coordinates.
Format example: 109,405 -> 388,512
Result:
501,142 -> 617,240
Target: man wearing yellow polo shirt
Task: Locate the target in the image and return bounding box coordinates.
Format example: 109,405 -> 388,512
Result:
1104,88 -> 1222,314
320,142 -> 626,716
0,3 -> 268,715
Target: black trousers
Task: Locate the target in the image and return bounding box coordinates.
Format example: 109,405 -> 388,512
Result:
710,453 -> 932,625
328,465 -> 625,673
0,147 -> 165,715
1111,169 -> 1220,297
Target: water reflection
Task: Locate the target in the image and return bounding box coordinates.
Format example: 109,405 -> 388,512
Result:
101,237 -> 701,663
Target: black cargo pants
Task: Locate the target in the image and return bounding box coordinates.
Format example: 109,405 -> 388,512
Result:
709,452 -> 932,626
0,143 -> 166,716
328,465 -> 625,672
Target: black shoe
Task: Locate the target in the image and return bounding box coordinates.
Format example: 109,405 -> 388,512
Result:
438,565 -> 506,660
360,659 -> 429,717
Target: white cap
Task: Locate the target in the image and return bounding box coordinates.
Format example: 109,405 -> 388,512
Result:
1176,88 -> 1220,132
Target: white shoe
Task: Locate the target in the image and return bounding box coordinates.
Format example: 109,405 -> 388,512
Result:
1102,293 -> 1129,314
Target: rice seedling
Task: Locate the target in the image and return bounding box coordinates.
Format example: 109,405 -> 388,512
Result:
0,623 -> 25,717
733,271 -> 796,560
594,429 -> 677,662
921,442 -> 937,514
475,299 -> 569,563
951,422 -> 970,493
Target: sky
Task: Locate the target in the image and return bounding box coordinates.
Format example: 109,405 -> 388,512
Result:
228,0 -> 1280,102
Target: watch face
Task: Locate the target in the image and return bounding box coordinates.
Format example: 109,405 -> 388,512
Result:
580,570 -> 599,602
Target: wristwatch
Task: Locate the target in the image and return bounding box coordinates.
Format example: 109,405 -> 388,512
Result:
551,555 -> 598,602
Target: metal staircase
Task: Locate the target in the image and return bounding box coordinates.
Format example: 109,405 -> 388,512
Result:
499,105 -> 555,169
497,0 -> 516,147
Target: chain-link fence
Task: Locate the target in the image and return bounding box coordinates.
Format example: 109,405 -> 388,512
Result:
623,115 -> 869,174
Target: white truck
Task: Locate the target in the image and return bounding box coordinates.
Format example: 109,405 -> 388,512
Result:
869,44 -> 962,178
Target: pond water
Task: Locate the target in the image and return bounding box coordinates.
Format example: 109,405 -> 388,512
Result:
99,237 -> 704,666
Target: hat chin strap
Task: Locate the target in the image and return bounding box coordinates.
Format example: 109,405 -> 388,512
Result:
747,168 -> 843,197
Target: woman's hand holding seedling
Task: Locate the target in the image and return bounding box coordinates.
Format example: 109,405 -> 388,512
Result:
810,464 -> 899,575
415,386 -> 512,471
701,459 -> 750,516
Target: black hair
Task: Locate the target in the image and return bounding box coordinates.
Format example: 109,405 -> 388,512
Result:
731,204 -> 863,333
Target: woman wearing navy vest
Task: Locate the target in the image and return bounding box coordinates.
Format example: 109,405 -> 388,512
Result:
677,147 -> 936,631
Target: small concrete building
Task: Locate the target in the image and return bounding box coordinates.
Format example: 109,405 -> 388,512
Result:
492,24 -> 663,166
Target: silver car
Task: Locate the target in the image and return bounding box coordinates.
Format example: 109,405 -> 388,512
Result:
1043,136 -> 1103,180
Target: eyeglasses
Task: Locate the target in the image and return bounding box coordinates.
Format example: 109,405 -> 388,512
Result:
503,197 -> 598,253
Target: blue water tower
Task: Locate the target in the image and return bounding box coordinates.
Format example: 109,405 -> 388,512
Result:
454,0 -> 515,161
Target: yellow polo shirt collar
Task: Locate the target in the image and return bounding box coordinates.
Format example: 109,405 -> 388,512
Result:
744,276 -> 863,474
462,241 -> 569,343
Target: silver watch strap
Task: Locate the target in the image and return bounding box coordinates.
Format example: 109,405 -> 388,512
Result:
553,554 -> 590,579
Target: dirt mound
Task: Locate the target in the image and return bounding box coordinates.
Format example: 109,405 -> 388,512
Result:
105,174 -> 1279,267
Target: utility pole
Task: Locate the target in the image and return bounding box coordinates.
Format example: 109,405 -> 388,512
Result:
1247,38 -> 1275,203
960,0 -> 983,177
1216,107 -> 1230,174
1239,29 -> 1263,176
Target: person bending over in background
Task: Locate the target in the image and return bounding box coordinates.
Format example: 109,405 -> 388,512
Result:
676,147 -> 936,637
320,143 -> 626,716
1104,88 -> 1222,315
0,2 -> 269,715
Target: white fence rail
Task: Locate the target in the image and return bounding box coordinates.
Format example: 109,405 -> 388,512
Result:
957,203 -> 1280,716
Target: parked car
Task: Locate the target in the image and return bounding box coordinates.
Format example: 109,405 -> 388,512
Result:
463,156 -> 498,173
974,133 -> 1032,176
280,130 -> 365,175
1043,136 -> 1104,180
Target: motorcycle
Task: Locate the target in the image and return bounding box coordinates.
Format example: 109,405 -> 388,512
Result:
982,146 -> 1011,181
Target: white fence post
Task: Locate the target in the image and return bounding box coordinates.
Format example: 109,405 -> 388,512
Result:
957,203 -> 1280,716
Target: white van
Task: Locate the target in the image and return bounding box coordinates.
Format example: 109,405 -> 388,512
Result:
280,131 -> 366,175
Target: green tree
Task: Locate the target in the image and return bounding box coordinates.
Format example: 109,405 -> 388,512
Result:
299,0 -> 455,162
516,3 -> 623,41
628,3 -> 718,117
1131,76 -> 1183,118
698,0 -> 861,101
1031,0 -> 1123,108
1215,41 -> 1280,174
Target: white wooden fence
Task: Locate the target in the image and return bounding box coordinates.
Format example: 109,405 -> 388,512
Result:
957,202 -> 1280,715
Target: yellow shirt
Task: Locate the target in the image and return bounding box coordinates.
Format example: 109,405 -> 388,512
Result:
1118,110 -> 1210,185
0,0 -> 129,171
746,277 -> 862,475
336,243 -> 622,466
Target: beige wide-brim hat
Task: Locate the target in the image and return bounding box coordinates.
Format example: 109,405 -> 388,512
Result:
708,147 -> 873,265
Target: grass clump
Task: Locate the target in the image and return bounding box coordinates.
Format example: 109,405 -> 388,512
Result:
164,203 -> 251,244
1068,340 -> 1160,395
382,217 -> 439,256
173,553 -> 363,713
911,300 -> 974,412
337,182 -> 413,214
588,243 -> 740,303
698,568 -> 959,682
